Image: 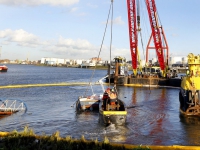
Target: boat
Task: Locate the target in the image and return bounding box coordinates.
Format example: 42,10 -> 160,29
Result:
75,76 -> 106,112
76,94 -> 102,112
105,56 -> 129,83
0,99 -> 27,117
99,57 -> 127,126
98,1 -> 127,126
179,53 -> 200,116
0,65 -> 8,72
99,87 -> 127,126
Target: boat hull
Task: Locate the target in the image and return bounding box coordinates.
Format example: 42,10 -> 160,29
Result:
0,66 -> 8,72
99,110 -> 127,126
0,111 -> 18,116
179,89 -> 200,116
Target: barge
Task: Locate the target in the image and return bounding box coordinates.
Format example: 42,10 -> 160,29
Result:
105,57 -> 182,87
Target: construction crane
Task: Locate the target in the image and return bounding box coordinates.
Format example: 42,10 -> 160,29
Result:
127,0 -> 169,77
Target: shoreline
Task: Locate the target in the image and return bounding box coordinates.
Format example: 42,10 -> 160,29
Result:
0,129 -> 199,150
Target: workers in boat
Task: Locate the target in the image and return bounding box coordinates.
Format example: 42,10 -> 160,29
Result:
102,88 -> 110,100
107,88 -> 119,111
109,90 -> 117,100
102,87 -> 118,110
102,88 -> 110,110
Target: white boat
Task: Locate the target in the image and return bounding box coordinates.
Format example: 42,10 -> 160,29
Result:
76,94 -> 102,112
75,77 -> 106,112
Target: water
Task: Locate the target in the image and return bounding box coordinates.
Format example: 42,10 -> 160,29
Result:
0,64 -> 199,146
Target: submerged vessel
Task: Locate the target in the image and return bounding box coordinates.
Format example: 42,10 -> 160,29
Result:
179,53 -> 200,116
76,94 -> 102,112
0,99 -> 27,117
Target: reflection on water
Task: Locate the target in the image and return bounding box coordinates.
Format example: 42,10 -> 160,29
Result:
179,115 -> 200,145
0,65 -> 200,145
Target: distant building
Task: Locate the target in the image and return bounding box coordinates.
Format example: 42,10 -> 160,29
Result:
75,59 -> 83,65
169,56 -> 187,65
91,57 -> 101,62
41,57 -> 69,65
40,57 -> 105,66
182,56 -> 188,64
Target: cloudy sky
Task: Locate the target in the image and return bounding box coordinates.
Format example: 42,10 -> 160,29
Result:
0,0 -> 200,61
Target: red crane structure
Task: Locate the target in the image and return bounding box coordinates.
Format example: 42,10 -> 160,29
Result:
127,0 -> 138,76
127,0 -> 169,76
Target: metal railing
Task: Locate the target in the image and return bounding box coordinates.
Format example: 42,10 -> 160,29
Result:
0,99 -> 27,113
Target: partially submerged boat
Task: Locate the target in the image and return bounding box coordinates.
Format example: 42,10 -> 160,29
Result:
75,79 -> 105,112
179,53 -> 200,116
0,99 -> 27,117
0,65 -> 8,72
76,94 -> 102,112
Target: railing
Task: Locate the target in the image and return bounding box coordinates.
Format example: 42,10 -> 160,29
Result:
0,99 -> 27,113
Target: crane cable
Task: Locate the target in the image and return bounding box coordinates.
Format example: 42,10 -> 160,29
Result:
109,0 -> 113,89
83,1 -> 113,96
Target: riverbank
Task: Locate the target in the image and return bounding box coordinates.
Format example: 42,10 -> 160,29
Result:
36,63 -> 109,69
0,127 -> 199,150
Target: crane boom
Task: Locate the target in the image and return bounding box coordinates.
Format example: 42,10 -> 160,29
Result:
145,0 -> 168,75
127,0 -> 138,75
127,0 -> 169,77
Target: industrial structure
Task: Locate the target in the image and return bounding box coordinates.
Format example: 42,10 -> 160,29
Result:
127,0 -> 168,77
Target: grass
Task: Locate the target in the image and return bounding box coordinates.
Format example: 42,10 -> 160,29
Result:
0,126 -> 151,150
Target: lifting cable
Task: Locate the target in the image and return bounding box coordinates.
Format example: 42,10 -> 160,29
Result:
109,0 -> 114,89
83,0 -> 113,96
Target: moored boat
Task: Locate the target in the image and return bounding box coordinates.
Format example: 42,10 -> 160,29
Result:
0,65 -> 8,72
179,53 -> 200,116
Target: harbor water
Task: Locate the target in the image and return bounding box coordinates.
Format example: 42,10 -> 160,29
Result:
0,64 -> 200,146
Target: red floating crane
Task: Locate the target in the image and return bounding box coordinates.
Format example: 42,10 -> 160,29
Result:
127,0 -> 169,77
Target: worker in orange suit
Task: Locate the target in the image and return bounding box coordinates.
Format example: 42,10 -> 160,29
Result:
102,88 -> 110,110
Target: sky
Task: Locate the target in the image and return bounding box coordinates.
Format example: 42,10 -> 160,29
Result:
0,0 -> 200,61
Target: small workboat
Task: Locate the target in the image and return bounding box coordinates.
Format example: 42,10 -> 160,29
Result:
0,65 -> 8,72
99,56 -> 127,126
98,1 -> 127,126
179,53 -> 200,116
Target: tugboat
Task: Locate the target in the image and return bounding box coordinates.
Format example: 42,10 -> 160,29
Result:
179,53 -> 200,116
99,87 -> 127,126
99,57 -> 127,126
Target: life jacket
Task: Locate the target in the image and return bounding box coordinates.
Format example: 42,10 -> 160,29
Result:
102,92 -> 109,100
